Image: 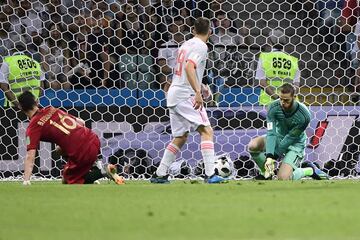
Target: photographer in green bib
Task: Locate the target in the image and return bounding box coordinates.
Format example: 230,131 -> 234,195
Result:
255,29 -> 300,105
0,44 -> 45,108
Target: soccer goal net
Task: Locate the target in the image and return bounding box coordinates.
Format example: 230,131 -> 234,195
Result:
0,0 -> 359,180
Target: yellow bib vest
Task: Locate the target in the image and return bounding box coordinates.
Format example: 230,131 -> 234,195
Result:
3,55 -> 41,107
258,51 -> 299,105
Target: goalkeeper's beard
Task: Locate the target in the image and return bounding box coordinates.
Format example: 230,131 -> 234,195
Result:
281,99 -> 294,111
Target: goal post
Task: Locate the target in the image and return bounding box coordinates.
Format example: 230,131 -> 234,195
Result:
0,0 -> 359,180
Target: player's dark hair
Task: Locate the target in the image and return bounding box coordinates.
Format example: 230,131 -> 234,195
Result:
173,15 -> 184,23
215,10 -> 227,18
18,91 -> 37,112
280,83 -> 296,96
11,42 -> 31,56
15,43 -> 26,52
194,17 -> 210,35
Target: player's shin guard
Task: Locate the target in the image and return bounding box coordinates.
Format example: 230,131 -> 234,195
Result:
249,151 -> 266,174
156,143 -> 179,177
201,141 -> 215,177
292,167 -> 314,180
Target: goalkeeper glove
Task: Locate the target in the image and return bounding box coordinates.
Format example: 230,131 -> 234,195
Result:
264,158 -> 275,179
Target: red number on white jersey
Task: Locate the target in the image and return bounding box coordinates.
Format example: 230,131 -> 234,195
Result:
174,49 -> 186,77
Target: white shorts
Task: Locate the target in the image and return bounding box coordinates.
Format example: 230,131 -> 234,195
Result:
169,97 -> 211,137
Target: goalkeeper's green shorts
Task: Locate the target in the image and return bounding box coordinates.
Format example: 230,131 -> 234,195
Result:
282,145 -> 305,169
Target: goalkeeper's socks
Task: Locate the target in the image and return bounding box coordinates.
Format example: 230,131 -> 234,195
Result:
201,141 -> 215,176
84,168 -> 103,184
156,143 -> 179,176
292,167 -> 314,180
250,151 -> 266,174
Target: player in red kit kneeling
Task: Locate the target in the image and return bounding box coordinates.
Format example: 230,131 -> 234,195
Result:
18,91 -> 125,185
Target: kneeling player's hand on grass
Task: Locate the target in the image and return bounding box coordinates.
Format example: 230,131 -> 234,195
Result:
264,158 -> 275,179
22,180 -> 31,186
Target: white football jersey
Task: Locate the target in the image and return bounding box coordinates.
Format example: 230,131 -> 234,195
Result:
167,37 -> 208,107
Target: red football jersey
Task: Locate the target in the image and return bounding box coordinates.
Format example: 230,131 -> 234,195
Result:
26,106 -> 99,159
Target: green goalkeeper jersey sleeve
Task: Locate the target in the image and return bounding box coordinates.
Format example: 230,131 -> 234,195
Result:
265,100 -> 311,157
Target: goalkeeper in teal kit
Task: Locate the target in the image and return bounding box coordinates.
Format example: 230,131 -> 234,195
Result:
248,83 -> 328,180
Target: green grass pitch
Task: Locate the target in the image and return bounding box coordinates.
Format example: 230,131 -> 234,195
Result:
1,180 -> 360,240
